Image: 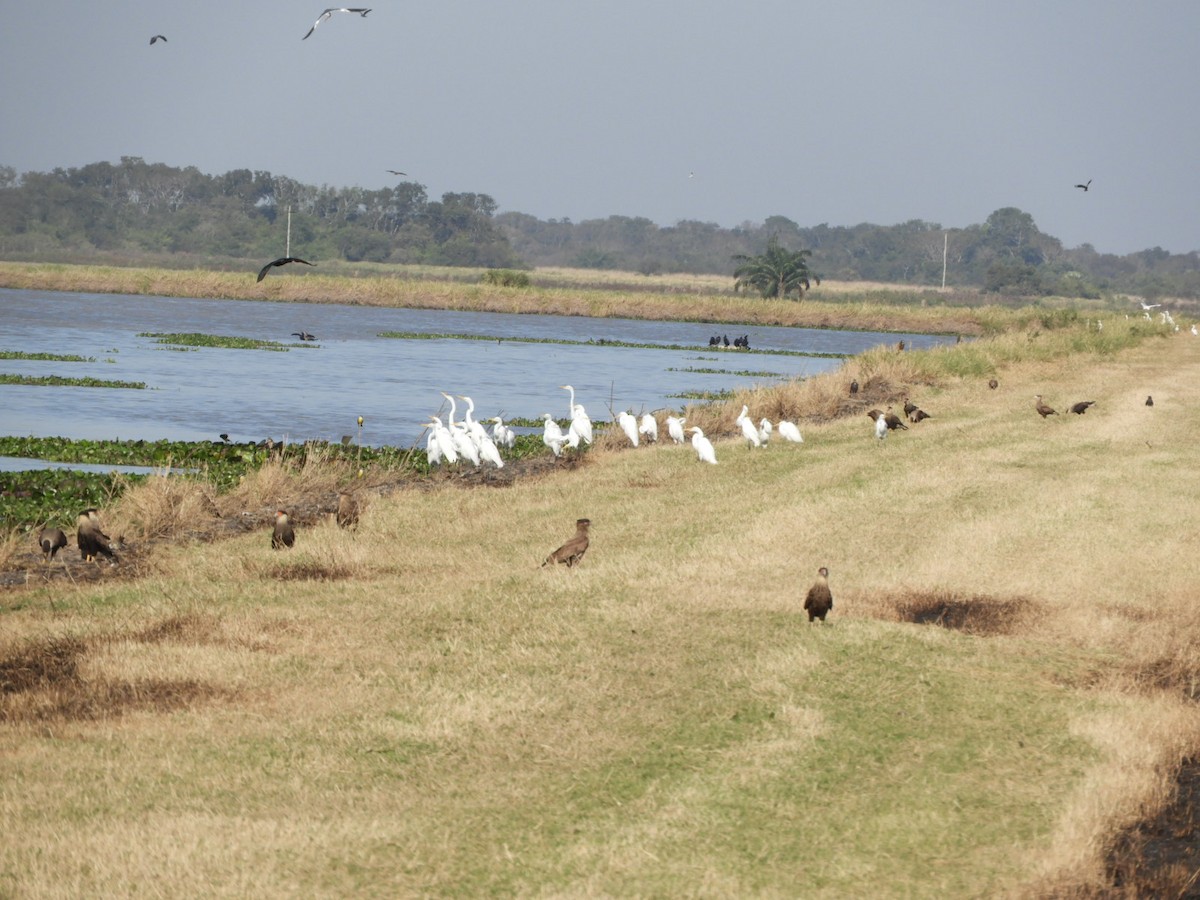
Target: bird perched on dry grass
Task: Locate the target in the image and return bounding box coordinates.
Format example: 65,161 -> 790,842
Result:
1035,395 -> 1058,418
38,527 -> 68,562
988,379 -> 999,390
909,408 -> 931,423
902,396 -> 917,418
76,509 -> 117,562
883,407 -> 908,431
849,379 -> 859,395
804,566 -> 833,623
271,510 -> 295,549
336,492 -> 359,529
1069,401 -> 1096,415
542,518 -> 591,568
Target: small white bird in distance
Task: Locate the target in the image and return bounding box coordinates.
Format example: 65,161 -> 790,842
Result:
688,427 -> 718,464
875,414 -> 888,441
777,420 -> 804,443
617,411 -> 639,447
639,413 -> 658,443
666,415 -> 686,444
303,7 -> 371,40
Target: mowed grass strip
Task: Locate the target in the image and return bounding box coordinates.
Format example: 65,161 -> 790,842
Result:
2,332 -> 1200,895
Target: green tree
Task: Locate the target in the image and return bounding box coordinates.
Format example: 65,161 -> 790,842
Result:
731,235 -> 819,299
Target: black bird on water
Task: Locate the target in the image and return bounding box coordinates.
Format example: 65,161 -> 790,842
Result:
291,331 -> 317,341
257,256 -> 315,282
150,35 -> 167,44
1074,179 -> 1092,192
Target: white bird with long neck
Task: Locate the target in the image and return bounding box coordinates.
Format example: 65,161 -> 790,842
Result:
441,393 -> 480,466
666,415 -> 686,444
757,417 -> 772,445
561,385 -> 593,445
457,395 -> 490,449
736,404 -> 762,448
490,416 -> 516,449
427,416 -> 458,464
617,410 -> 640,447
639,413 -> 658,443
688,427 -> 718,464
777,420 -> 803,443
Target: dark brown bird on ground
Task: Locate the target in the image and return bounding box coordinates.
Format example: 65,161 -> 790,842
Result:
883,407 -> 908,430
38,527 -> 68,562
897,340 -> 906,351
909,408 -> 931,423
1146,395 -> 1154,407
76,509 -> 117,562
542,518 -> 591,568
256,256 -> 315,282
849,379 -> 859,395
271,510 -> 295,549
1035,395 -> 1058,418
336,492 -> 359,529
988,378 -> 999,390
1069,401 -> 1095,415
803,566 -> 833,623
865,408 -> 883,422
902,396 -> 917,417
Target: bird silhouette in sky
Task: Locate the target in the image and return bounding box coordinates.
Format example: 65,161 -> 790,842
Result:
256,257 -> 315,282
1074,179 -> 1092,191
386,170 -> 407,176
303,8 -> 371,40
150,35 -> 167,44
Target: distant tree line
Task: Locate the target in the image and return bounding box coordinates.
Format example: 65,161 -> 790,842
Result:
1,158 -> 1198,299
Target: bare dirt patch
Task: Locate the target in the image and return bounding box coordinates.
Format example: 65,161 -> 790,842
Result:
871,589 -> 1035,636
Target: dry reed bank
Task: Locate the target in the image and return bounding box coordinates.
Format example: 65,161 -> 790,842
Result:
2,320 -> 1199,896
0,260 -> 1105,337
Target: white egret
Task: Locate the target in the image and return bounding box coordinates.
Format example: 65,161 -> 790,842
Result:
458,395 -> 491,448
639,413 -> 658,443
666,415 -> 687,444
777,420 -> 804,443
428,416 -> 458,464
875,414 -> 888,441
688,427 -> 718,464
490,416 -> 516,449
542,413 -> 566,457
425,424 -> 442,466
757,418 -> 772,445
617,410 -> 640,447
562,386 -> 594,445
441,393 -> 480,466
736,405 -> 762,448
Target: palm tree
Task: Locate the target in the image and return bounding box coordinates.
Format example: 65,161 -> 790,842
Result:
731,235 -> 820,300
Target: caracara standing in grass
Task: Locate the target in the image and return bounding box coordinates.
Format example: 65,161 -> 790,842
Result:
542,518 -> 590,568
883,407 -> 908,431
804,567 -> 833,623
903,396 -> 917,418
1069,401 -> 1096,415
1035,395 -> 1058,418
38,527 -> 68,562
909,408 -> 931,423
76,509 -> 117,562
336,492 -> 359,530
1146,396 -> 1154,407
271,510 -> 295,549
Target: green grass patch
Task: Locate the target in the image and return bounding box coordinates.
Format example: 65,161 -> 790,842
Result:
0,350 -> 95,362
0,374 -> 146,389
137,332 -> 315,351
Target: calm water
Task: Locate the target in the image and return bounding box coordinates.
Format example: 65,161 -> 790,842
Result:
0,288 -> 954,449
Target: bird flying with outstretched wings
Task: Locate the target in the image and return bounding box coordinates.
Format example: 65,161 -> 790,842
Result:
386,170 -> 407,176
150,35 -> 167,44
257,257 -> 315,282
303,8 -> 371,40
1074,179 -> 1092,191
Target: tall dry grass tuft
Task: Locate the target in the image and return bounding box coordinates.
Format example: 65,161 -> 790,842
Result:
221,448 -> 348,516
108,472 -> 222,541
0,527 -> 24,570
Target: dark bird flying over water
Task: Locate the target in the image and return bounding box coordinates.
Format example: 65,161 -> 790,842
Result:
257,256 -> 315,282
150,35 -> 167,44
291,331 -> 317,341
1074,179 -> 1092,192
303,8 -> 371,39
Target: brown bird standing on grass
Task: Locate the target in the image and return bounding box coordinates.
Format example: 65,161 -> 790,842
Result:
76,509 -> 117,562
902,396 -> 917,418
803,567 -> 833,623
38,527 -> 68,562
271,510 -> 295,549
542,518 -> 591,568
883,407 -> 908,431
336,492 -> 359,529
1146,396 -> 1154,407
1069,401 -> 1096,415
988,378 -> 999,390
849,379 -> 859,395
1035,395 -> 1058,418
909,408 -> 931,423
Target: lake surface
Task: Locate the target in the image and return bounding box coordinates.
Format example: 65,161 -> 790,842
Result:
0,288 -> 955,449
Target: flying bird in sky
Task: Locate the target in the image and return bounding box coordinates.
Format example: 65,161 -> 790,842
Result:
386,170 -> 407,176
1074,179 -> 1092,191
303,8 -> 371,40
149,35 -> 167,45
256,256 -> 315,282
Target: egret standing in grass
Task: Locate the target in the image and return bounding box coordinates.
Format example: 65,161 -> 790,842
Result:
490,417 -> 516,449
561,385 -> 593,446
688,427 -> 718,464
777,420 -> 803,443
666,415 -> 687,444
736,405 -> 762,448
757,418 -> 772,445
875,413 -> 888,442
639,413 -> 658,443
542,413 -> 567,458
617,410 -> 640,447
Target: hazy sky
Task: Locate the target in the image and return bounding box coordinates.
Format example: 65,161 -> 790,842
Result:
2,2 -> 1197,255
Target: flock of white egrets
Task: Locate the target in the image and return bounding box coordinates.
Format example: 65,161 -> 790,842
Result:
421,386 -> 810,470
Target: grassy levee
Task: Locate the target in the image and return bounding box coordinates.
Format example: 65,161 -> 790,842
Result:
0,260 -> 1112,337
3,323 -> 1199,895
